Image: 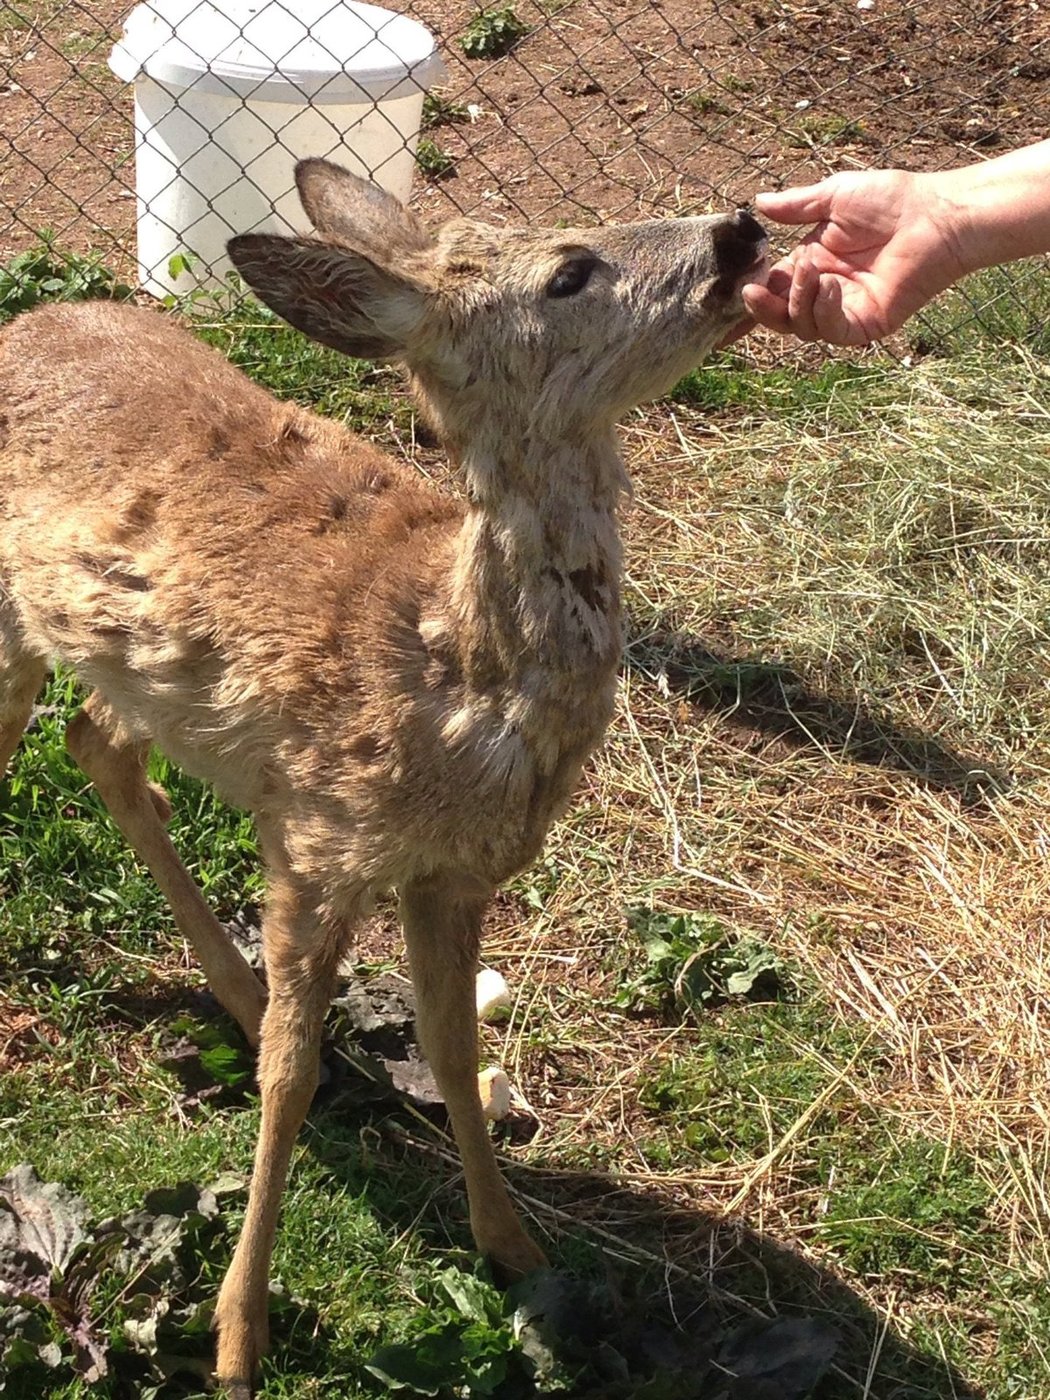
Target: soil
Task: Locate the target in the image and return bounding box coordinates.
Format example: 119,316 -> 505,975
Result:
1,0 -> 1048,275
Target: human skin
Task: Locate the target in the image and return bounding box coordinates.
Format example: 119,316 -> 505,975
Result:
732,138 -> 1050,346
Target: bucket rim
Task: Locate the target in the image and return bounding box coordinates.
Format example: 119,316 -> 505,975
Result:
109,0 -> 447,103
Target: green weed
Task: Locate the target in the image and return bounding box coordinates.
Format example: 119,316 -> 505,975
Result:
365,1269 -> 528,1396
787,114 -> 867,148
460,6 -> 529,58
616,906 -> 788,1017
423,91 -> 471,129
0,235 -> 132,321
685,90 -> 729,118
57,27 -> 104,60
415,137 -> 456,179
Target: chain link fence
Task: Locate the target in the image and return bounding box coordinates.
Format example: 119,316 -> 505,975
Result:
0,0 -> 1048,342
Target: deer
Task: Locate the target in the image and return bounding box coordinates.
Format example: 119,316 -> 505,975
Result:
0,159 -> 766,1393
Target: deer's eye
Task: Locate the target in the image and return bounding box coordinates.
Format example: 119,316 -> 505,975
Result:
546,257 -> 597,298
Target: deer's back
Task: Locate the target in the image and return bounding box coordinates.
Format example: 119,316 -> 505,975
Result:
0,303 -> 464,810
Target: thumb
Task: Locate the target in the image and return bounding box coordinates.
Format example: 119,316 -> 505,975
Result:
753,177 -> 839,226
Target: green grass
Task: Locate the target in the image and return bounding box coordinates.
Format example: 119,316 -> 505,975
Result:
193,306 -> 409,431
670,354 -> 892,417
0,1083 -> 470,1396
910,258 -> 1050,356
3,250 -> 1050,1396
0,0 -> 58,32
2,674 -> 262,972
634,996 -> 996,1290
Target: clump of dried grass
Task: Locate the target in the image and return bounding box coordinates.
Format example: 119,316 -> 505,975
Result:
612,346 -> 1050,1144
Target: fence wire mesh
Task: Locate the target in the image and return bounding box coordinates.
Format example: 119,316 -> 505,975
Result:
0,0 -> 1048,342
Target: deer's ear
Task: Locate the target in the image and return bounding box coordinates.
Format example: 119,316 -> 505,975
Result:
228,233 -> 429,361
295,158 -> 433,258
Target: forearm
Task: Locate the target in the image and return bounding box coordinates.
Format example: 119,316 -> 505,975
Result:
930,138 -> 1050,275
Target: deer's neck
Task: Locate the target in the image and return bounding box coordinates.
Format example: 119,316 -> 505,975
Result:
444,431 -> 627,690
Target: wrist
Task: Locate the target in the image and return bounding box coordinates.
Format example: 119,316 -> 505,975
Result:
921,169 -> 983,283
926,140 -> 1050,274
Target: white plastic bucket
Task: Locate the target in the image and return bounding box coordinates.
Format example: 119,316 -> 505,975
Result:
109,0 -> 446,298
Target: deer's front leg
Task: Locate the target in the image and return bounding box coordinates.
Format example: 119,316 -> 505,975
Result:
214,874 -> 344,1394
400,875 -> 547,1277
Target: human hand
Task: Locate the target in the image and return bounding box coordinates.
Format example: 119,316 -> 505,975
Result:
733,169 -> 967,345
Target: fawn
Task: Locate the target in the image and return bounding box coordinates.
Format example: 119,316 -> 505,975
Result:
0,159 -> 766,1392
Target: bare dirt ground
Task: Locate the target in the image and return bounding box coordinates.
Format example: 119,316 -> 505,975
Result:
1,0 -> 1048,275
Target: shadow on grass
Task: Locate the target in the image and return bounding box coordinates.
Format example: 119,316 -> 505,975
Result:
625,624 -> 1010,802
294,1086 -> 983,1400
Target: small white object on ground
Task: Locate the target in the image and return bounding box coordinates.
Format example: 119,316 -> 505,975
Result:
475,967 -> 512,1021
478,1067 -> 512,1120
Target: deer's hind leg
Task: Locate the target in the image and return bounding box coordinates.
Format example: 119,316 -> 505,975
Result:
65,689 -> 267,1044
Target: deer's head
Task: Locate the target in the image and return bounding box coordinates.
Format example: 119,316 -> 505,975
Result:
229,160 -> 766,449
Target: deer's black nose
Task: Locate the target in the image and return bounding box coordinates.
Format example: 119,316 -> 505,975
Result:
734,208 -> 766,244
712,208 -> 767,280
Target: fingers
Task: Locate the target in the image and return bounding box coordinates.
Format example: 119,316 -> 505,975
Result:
809,276 -> 856,346
787,252 -> 822,341
718,255 -> 799,345
742,246 -> 825,340
753,178 -> 839,226
731,252 -> 795,337
740,282 -> 793,336
743,250 -> 864,345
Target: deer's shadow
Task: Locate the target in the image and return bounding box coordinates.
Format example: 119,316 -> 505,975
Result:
624,622 -> 1009,801
297,1077 -> 983,1400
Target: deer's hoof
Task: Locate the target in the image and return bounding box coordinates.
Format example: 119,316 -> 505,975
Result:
218,1381 -> 254,1400
485,1232 -> 549,1285
213,1293 -> 268,1399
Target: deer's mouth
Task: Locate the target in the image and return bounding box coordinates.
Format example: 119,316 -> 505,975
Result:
710,246 -> 768,319
741,247 -> 770,286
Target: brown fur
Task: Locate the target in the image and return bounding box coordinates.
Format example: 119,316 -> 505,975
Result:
0,161 -> 765,1393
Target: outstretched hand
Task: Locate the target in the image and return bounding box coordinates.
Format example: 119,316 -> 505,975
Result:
734,169 -> 967,346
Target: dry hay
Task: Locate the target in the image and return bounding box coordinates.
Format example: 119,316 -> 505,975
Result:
464,346 -> 1050,1282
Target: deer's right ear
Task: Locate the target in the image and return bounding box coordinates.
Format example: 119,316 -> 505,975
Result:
227,234 -> 429,362
295,159 -> 433,257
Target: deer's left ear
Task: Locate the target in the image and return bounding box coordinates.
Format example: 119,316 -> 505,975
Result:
228,233 -> 430,362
